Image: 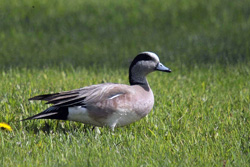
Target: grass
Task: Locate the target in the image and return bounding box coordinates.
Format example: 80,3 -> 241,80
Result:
0,0 -> 249,69
0,0 -> 250,166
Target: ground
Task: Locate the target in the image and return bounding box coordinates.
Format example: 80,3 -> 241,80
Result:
0,0 -> 250,166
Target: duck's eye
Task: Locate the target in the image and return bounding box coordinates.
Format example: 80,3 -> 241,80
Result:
155,63 -> 160,69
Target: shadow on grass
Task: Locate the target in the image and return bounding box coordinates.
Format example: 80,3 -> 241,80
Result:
22,120 -> 96,135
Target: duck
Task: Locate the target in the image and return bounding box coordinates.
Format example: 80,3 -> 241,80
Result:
22,51 -> 171,130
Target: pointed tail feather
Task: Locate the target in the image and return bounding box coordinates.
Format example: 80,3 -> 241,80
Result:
29,93 -> 59,101
21,107 -> 69,121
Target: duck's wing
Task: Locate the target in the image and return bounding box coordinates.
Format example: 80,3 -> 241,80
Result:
29,83 -> 128,107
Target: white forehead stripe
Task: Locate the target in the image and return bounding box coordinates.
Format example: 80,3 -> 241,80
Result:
141,51 -> 159,62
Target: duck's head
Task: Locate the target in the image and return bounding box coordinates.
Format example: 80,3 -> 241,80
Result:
129,51 -> 171,85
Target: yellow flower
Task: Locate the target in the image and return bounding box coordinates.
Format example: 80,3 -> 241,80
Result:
0,122 -> 12,131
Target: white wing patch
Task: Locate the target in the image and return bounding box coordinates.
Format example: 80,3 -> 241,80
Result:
108,93 -> 123,100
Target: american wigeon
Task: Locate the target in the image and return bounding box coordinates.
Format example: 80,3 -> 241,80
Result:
23,52 -> 171,130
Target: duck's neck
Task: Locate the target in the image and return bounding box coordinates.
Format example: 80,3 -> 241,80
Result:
129,75 -> 150,92
129,64 -> 151,91
129,66 -> 150,90
129,73 -> 148,86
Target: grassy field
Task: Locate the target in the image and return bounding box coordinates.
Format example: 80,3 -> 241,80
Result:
1,0 -> 250,166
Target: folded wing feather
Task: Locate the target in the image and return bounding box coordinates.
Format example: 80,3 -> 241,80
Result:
29,83 -> 129,107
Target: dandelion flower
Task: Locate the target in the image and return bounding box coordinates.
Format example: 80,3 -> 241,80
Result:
0,122 -> 12,131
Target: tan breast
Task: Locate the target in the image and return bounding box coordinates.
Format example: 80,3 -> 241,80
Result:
86,84 -> 154,127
